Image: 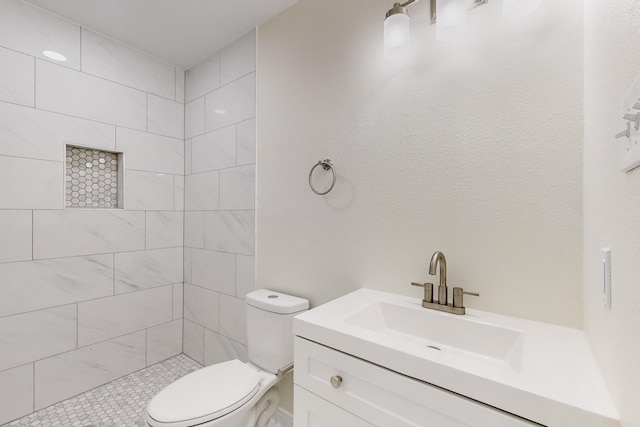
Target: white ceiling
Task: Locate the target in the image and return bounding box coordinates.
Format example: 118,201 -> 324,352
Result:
24,0 -> 298,69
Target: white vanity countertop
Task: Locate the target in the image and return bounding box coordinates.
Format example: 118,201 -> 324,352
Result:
293,288 -> 619,427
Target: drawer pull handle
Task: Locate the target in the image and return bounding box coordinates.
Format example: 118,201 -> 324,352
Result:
330,375 -> 343,389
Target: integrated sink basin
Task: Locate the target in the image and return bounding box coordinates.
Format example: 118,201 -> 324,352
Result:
343,300 -> 523,370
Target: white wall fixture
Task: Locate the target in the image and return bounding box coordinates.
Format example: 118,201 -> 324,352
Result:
435,0 -> 468,42
617,77 -> 640,172
384,0 -> 417,59
502,0 -> 542,19
601,248 -> 612,310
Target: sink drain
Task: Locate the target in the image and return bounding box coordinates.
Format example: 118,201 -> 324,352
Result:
427,345 -> 442,351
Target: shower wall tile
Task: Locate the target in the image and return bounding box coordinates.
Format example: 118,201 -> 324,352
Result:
176,68 -> 185,103
190,249 -> 235,296
147,94 -> 185,139
185,52 -> 220,103
0,156 -> 63,210
117,127 -> 184,175
220,30 -> 256,86
183,319 -> 204,364
115,248 -> 183,293
34,331 -> 146,410
146,211 -> 184,249
78,286 -> 172,347
125,170 -> 175,210
205,210 -> 255,255
204,329 -> 248,367
236,255 -> 256,299
0,46 -> 34,107
0,364 -> 34,425
81,29 -> 175,99
173,283 -> 184,319
185,139 -> 193,175
185,171 -> 220,211
185,96 -> 205,138
184,248 -> 193,284
205,72 -> 255,132
0,101 -> 115,162
36,60 -> 146,130
146,319 -> 182,366
174,175 -> 185,211
33,210 -> 145,259
0,255 -> 113,317
237,118 -> 256,166
184,284 -> 219,331
184,211 -> 206,249
191,125 -> 236,173
219,294 -> 247,345
0,305 -> 77,372
0,210 -> 32,263
220,165 -> 255,210
0,0 -> 81,70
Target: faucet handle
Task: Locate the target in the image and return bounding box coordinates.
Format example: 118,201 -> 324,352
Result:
452,287 -> 479,308
411,282 -> 434,303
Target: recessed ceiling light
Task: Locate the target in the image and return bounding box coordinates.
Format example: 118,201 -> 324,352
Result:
43,50 -> 67,61
214,109 -> 227,115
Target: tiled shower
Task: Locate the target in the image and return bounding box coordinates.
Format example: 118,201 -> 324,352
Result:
0,0 -> 256,424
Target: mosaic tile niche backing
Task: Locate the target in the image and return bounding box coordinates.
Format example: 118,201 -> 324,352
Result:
66,145 -> 120,208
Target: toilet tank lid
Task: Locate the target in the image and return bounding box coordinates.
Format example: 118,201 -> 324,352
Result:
246,289 -> 309,314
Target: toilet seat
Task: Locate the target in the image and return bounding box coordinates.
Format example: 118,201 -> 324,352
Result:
147,360 -> 261,427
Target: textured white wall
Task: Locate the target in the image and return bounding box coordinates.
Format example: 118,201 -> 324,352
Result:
257,0 -> 584,327
584,1 -> 640,425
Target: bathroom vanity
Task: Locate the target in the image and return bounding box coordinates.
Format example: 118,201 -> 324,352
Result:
292,289 -> 619,427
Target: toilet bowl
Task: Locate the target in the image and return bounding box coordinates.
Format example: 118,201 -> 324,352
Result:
146,290 -> 309,427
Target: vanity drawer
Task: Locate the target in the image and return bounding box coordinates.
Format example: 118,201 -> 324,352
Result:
294,337 -> 540,427
294,385 -> 374,427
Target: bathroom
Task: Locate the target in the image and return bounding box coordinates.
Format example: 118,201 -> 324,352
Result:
0,0 -> 638,425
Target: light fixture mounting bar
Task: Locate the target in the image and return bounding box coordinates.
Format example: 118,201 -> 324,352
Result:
430,0 -> 488,24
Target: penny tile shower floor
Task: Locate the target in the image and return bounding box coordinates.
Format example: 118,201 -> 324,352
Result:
3,355 -> 202,427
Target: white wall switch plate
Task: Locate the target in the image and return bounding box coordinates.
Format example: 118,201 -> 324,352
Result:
601,248 -> 611,309
621,78 -> 640,173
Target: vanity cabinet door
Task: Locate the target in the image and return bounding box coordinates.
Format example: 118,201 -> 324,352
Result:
294,337 -> 540,427
294,386 -> 374,427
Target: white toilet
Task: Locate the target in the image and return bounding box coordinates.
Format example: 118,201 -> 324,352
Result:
146,289 -> 309,427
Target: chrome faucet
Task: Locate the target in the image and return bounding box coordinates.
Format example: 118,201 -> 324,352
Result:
411,251 -> 479,315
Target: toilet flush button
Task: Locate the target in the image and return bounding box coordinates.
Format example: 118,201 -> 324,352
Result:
268,295 -> 278,298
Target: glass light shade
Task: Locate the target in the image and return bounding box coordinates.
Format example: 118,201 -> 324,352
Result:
502,0 -> 542,19
436,0 -> 468,42
384,13 -> 410,59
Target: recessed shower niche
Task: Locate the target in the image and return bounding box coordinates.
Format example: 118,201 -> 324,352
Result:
65,145 -> 124,208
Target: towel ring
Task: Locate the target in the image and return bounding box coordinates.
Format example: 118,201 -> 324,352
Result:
309,159 -> 336,195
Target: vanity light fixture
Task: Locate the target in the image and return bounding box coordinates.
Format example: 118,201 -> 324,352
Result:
502,0 -> 542,19
42,50 -> 67,61
435,0 -> 469,42
384,0 -> 418,59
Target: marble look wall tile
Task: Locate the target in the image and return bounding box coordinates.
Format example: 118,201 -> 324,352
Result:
117,127 -> 183,175
173,283 -> 184,320
204,329 -> 248,367
191,125 -> 236,173
184,211 -> 206,249
0,364 -> 33,425
115,248 -> 183,293
146,211 -> 183,249
125,170 -> 174,211
236,118 -> 256,166
185,139 -> 193,175
36,60 -> 146,131
0,305 -> 76,372
219,294 -> 247,345
205,72 -> 255,132
81,29 -> 175,99
183,319 -> 204,364
0,0 -> 81,70
220,30 -> 256,86
236,255 -> 255,299
185,171 -> 220,211
220,165 -> 255,210
174,175 -> 185,211
147,94 -> 185,139
78,286 -> 172,347
33,210 -> 145,259
0,156 -> 63,209
146,320 -> 182,366
0,101 -> 115,162
184,284 -> 219,332
0,210 -> 32,263
176,68 -> 185,103
185,96 -> 205,139
186,53 -> 220,103
0,255 -> 113,317
191,249 -> 235,296
0,46 -> 34,107
205,211 -> 255,255
34,331 -> 146,410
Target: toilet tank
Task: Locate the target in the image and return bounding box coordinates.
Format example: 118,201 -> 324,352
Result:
245,289 -> 309,374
